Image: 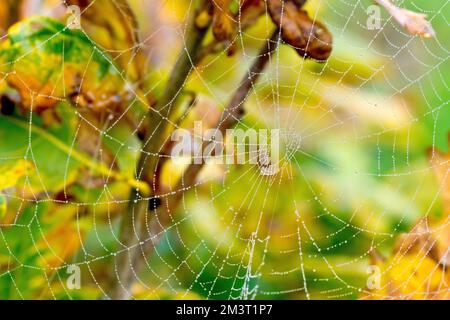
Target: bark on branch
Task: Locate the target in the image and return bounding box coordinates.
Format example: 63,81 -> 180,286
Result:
110,1 -> 210,299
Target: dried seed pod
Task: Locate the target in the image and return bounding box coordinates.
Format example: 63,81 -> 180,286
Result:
240,0 -> 267,29
211,0 -> 236,43
268,0 -> 333,61
210,0 -> 268,36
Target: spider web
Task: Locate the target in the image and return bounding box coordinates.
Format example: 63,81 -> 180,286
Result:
0,0 -> 449,300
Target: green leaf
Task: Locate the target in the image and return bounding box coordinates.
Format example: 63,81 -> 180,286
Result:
0,194 -> 6,220
0,159 -> 34,191
0,16 -> 126,111
0,108 -> 149,195
0,106 -> 82,194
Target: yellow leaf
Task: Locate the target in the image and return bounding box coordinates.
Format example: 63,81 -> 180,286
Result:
0,194 -> 6,220
364,137 -> 450,300
0,159 -> 34,190
67,0 -> 145,82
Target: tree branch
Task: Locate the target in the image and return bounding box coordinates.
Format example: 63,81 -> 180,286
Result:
179,29 -> 280,191
111,1 -> 280,297
132,28 -> 281,287
110,0 -> 210,299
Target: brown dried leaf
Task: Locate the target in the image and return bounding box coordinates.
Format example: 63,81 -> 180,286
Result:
375,0 -> 435,38
394,217 -> 449,267
203,0 -> 266,56
66,0 -> 145,82
427,140 -> 450,266
268,0 -> 333,61
211,0 -> 236,43
0,0 -> 22,32
363,139 -> 450,300
240,0 -> 266,29
364,215 -> 449,300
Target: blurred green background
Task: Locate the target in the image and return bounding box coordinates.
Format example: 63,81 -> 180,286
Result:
0,0 -> 448,299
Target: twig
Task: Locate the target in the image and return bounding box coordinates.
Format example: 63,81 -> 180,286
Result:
133,28 -> 281,285
178,29 -> 280,192
111,7 -> 280,299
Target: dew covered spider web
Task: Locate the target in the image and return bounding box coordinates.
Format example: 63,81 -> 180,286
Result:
0,0 -> 449,300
